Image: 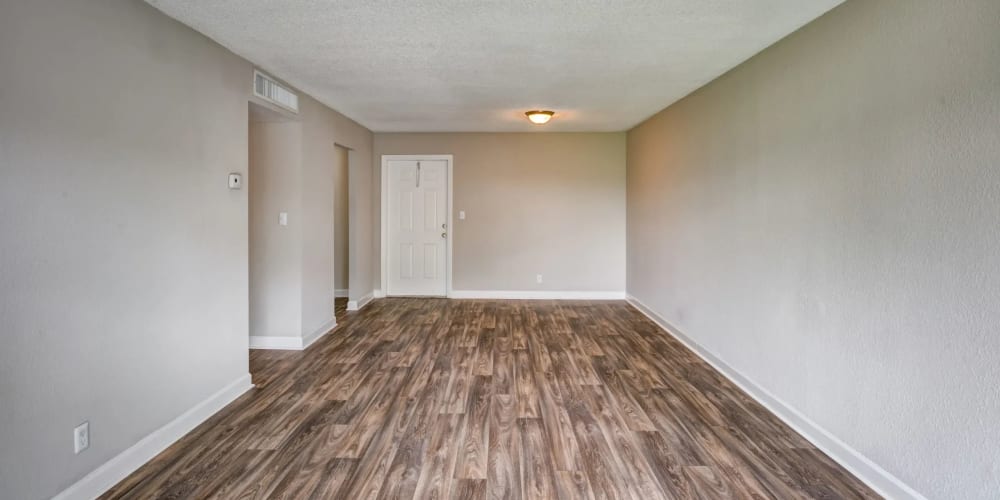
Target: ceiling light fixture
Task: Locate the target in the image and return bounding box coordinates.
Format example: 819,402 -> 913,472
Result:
525,110 -> 555,125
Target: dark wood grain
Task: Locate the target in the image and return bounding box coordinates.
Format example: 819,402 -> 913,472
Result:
101,298 -> 880,499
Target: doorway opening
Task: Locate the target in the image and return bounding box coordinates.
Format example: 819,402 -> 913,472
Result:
247,101 -> 304,350
333,144 -> 350,320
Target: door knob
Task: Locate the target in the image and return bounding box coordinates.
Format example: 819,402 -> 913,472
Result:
441,232 -> 447,239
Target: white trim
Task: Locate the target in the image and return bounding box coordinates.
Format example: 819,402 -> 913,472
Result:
373,289 -> 386,298
346,292 -> 374,311
448,290 -> 626,300
249,335 -> 305,350
335,288 -> 349,298
249,318 -> 336,350
380,155 -> 454,298
53,373 -> 253,500
625,294 -> 927,500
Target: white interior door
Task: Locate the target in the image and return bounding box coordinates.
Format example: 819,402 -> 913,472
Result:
387,159 -> 448,296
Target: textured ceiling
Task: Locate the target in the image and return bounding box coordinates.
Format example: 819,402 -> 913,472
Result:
147,0 -> 844,132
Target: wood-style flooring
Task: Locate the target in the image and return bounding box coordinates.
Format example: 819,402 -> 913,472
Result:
102,298 -> 879,499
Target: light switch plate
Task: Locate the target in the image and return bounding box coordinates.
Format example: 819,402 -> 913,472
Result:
228,173 -> 242,190
279,212 -> 288,226
459,210 -> 466,220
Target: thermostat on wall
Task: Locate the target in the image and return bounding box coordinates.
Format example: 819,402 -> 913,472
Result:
228,173 -> 242,190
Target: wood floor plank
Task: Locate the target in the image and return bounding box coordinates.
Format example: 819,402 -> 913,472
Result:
634,430 -> 695,499
335,367 -> 408,459
487,394 -> 521,500
411,413 -> 462,500
554,470 -> 596,500
376,434 -> 425,500
456,375 -> 493,480
455,478 -> 488,500
514,349 -> 541,419
100,297 -> 880,500
493,330 -> 514,396
684,465 -> 732,499
536,368 -> 581,472
443,345 -> 476,415
586,386 -> 670,500
519,418 -> 556,500
565,396 -> 637,500
307,458 -> 357,499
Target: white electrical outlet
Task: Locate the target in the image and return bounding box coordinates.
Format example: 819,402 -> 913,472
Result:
536,274 -> 543,284
279,212 -> 288,226
74,422 -> 90,454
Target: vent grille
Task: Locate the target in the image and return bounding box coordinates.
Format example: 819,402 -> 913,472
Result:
253,70 -> 298,113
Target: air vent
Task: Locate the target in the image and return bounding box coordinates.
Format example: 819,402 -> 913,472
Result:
253,70 -> 298,113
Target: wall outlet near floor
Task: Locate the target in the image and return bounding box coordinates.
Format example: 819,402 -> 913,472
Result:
536,274 -> 543,284
74,421 -> 90,454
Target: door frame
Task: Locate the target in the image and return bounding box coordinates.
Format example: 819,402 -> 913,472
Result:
380,154 -> 454,297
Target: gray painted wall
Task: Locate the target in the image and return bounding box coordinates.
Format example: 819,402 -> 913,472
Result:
374,133 -> 627,293
0,1 -> 252,498
626,1 -> 1000,498
1,0 -> 375,496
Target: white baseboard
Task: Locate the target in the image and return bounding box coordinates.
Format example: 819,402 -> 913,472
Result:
448,290 -> 626,300
335,288 -> 349,298
250,318 -> 335,351
625,294 -> 926,500
346,292 -> 374,311
373,289 -> 386,298
53,373 -> 253,500
249,335 -> 305,350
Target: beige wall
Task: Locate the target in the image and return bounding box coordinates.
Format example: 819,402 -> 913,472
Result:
626,1 -> 1000,498
249,116 -> 303,339
0,1 -> 252,498
374,133 -> 627,293
334,146 -> 350,291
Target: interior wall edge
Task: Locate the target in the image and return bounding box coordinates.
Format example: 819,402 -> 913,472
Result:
346,292 -> 375,311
